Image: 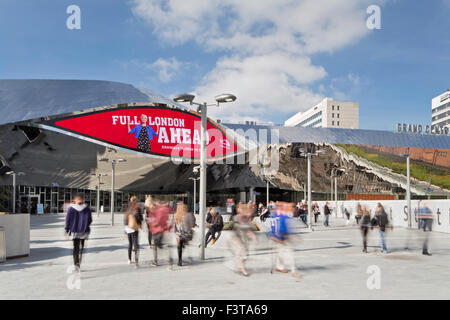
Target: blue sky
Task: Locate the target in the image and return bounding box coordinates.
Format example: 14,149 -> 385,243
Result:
0,0 -> 449,130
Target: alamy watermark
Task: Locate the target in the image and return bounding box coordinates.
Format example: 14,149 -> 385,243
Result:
66,5 -> 81,30
367,5 -> 381,30
366,265 -> 381,290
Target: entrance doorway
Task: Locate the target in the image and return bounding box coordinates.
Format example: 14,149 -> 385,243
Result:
20,195 -> 40,214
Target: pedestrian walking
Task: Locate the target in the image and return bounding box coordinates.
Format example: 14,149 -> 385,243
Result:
360,206 -> 371,253
313,202 -> 320,223
124,196 -> 143,266
323,202 -> 331,227
372,203 -> 391,254
144,195 -> 154,248
268,202 -> 300,278
147,200 -> 172,266
175,202 -> 195,266
355,203 -> 363,225
418,201 -> 433,256
64,193 -> 92,272
229,203 -> 257,276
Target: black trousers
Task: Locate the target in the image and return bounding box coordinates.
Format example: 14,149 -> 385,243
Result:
73,239 -> 85,267
128,231 -> 139,261
178,238 -> 187,264
361,226 -> 369,250
314,213 -> 319,223
147,227 -> 153,246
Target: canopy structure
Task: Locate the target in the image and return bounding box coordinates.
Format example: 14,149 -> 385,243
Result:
222,123 -> 450,150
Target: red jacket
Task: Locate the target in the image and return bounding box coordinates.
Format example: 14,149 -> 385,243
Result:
147,204 -> 171,234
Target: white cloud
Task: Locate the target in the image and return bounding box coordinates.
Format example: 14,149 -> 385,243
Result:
131,0 -> 383,122
120,57 -> 186,83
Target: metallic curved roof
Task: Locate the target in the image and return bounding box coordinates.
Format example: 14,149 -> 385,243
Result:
0,79 -> 183,125
222,123 -> 450,150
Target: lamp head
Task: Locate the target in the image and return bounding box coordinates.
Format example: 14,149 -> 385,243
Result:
173,93 -> 195,104
215,93 -> 237,104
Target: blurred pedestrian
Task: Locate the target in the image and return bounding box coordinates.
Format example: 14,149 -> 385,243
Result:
323,202 -> 331,227
174,202 -> 195,266
229,203 -> 257,276
373,203 -> 391,254
144,195 -> 154,248
360,206 -> 371,253
418,201 -> 433,256
124,196 -> 143,266
355,203 -> 363,225
65,193 -> 92,272
268,202 -> 300,278
148,199 -> 172,266
313,202 -> 320,223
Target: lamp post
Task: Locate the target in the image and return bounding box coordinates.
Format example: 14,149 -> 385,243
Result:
299,148 -> 327,231
400,153 -> 411,228
189,175 -> 200,214
331,167 -> 346,218
174,93 -> 236,260
6,171 -> 25,214
100,157 -> 126,226
91,173 -> 107,217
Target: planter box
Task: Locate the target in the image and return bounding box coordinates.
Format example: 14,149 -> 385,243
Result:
0,214 -> 30,258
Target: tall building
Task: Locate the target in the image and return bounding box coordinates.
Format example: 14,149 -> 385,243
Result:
432,89 -> 450,131
284,98 -> 359,129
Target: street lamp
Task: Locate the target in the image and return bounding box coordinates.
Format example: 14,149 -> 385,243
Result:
91,173 -> 108,217
6,171 -> 25,214
299,148 -> 327,231
331,167 -> 346,218
174,92 -> 237,260
189,166 -> 200,215
400,152 -> 411,228
100,157 -> 127,225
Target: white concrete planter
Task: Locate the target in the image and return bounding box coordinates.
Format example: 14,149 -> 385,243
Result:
0,214 -> 30,259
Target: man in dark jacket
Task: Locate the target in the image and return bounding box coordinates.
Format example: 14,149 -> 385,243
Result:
372,203 -> 390,253
65,193 -> 92,271
205,208 -> 223,246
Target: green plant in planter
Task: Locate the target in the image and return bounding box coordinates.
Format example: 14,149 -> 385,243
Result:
0,186 -> 11,213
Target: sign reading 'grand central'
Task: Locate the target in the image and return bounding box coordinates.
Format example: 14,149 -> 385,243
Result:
38,106 -> 241,160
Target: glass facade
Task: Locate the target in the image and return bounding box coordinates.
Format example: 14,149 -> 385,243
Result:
0,185 -> 139,214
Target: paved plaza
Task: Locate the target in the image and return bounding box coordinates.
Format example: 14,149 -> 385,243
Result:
1,213 -> 450,300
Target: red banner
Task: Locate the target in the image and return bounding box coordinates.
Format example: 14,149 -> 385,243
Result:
40,106 -> 240,160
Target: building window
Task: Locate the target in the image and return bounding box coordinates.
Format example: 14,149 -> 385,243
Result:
337,114 -> 340,118
337,121 -> 340,126
332,121 -> 334,126
337,106 -> 340,110
332,105 -> 334,110
332,113 -> 334,118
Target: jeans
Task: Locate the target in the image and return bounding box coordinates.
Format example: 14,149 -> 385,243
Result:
205,225 -> 222,245
379,230 -> 387,252
324,214 -> 330,226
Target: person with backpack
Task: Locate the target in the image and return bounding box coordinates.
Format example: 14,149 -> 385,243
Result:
124,196 -> 143,266
372,203 -> 391,254
65,193 -> 92,272
174,202 -> 195,266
